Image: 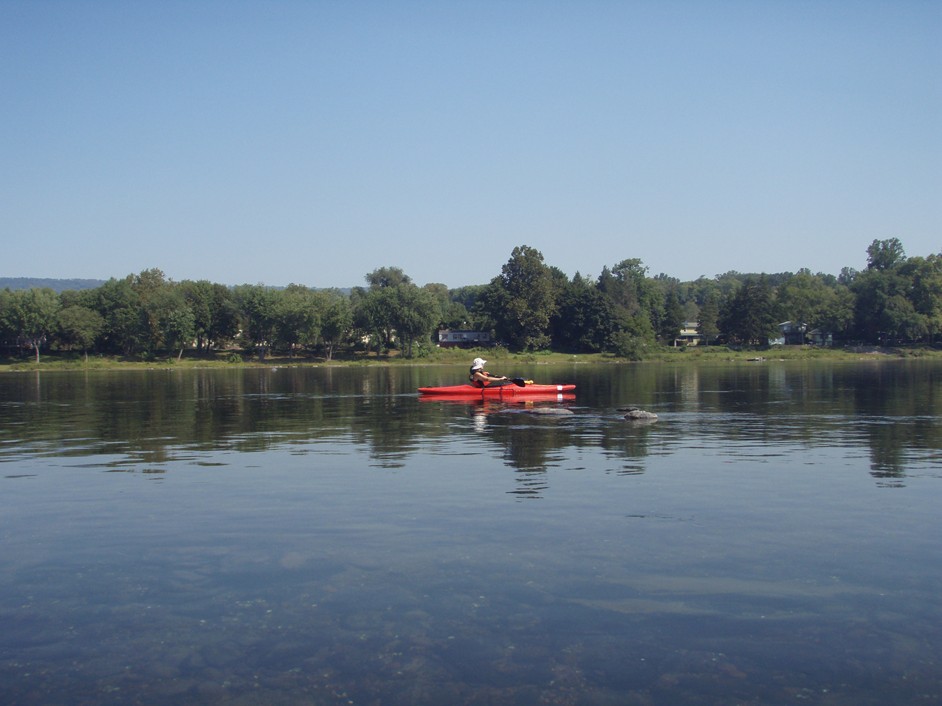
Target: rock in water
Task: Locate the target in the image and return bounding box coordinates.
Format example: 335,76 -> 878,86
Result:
526,407 -> 574,416
623,409 -> 657,421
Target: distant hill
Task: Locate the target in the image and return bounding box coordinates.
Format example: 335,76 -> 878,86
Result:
0,277 -> 106,293
0,278 -> 354,294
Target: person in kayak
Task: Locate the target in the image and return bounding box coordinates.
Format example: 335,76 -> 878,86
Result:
469,358 -> 512,388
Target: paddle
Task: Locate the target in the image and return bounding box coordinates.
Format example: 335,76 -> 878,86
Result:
498,376 -> 530,387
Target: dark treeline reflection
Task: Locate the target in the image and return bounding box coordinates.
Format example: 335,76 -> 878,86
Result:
1,361 -> 940,485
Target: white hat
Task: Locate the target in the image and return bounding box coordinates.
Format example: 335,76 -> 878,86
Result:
471,358 -> 486,370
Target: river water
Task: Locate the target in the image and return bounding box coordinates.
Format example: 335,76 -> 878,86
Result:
0,360 -> 940,705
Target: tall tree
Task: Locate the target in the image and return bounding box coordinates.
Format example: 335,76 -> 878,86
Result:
719,276 -> 778,346
597,258 -> 658,347
57,305 -> 104,362
900,254 -> 942,342
314,289 -> 352,360
697,291 -> 721,345
852,239 -> 913,344
366,267 -> 411,289
352,286 -> 396,354
234,284 -> 279,360
551,273 -> 615,352
777,269 -> 835,332
160,295 -> 197,361
274,284 -> 319,356
479,246 -> 559,350
3,288 -> 61,362
179,280 -> 239,352
92,276 -> 147,355
132,268 -> 171,354
659,286 -> 685,343
866,238 -> 906,271
391,284 -> 440,358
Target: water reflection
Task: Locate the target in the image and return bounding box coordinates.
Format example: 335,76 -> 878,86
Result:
1,361 -> 941,488
1,362 -> 941,705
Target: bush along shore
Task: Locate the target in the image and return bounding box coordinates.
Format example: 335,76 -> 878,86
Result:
2,344 -> 939,373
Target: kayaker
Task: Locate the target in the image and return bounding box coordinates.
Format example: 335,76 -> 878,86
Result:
469,358 -> 512,388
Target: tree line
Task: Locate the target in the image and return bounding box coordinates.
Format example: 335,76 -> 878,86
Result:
1,238 -> 939,363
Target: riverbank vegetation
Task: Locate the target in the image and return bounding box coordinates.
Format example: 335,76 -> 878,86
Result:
2,238 -> 941,369
2,343 -> 939,374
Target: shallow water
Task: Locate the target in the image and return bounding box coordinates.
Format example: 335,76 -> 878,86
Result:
1,360 -> 940,705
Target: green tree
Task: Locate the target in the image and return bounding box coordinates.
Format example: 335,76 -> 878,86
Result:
883,294 -> 928,342
819,286 -> 856,342
365,267 -> 411,289
314,289 -> 353,360
132,268 -> 172,354
391,284 -> 439,358
57,304 -> 104,362
482,245 -> 558,351
659,285 -> 685,343
441,300 -> 471,329
352,268 -> 419,354
2,288 -> 61,362
351,274 -> 439,358
867,238 -> 906,271
720,276 -> 778,346
91,276 -> 147,355
777,269 -> 839,335
846,238 -> 916,344
234,284 -> 279,360
551,273 -> 616,352
697,291 -> 721,345
422,283 -> 452,330
352,286 -> 395,354
179,280 -> 238,352
207,283 -> 241,350
161,298 -> 197,361
597,258 -> 658,349
274,284 -> 319,356
900,254 -> 942,342
851,241 -> 919,344
0,289 -> 18,351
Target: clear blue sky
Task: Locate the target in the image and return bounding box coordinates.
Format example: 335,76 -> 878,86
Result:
2,0 -> 940,288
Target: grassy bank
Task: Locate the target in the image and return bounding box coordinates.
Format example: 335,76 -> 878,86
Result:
2,344 -> 940,373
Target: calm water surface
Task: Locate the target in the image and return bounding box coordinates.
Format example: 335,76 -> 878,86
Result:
1,361 -> 940,705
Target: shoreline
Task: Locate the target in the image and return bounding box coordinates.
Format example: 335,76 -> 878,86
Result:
2,345 -> 938,373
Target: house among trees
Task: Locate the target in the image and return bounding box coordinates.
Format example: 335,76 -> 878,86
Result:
674,321 -> 702,346
771,322 -> 835,346
772,321 -> 808,346
438,330 -> 493,348
807,328 -> 833,346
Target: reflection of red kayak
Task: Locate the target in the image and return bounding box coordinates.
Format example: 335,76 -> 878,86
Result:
418,383 -> 575,396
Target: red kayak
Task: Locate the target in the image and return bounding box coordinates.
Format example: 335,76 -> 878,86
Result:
418,383 -> 575,396
419,392 -> 575,404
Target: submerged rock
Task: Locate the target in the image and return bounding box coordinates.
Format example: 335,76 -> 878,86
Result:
524,407 -> 575,416
621,407 -> 658,421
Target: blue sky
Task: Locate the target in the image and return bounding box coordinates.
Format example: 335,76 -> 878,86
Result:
2,0 -> 939,288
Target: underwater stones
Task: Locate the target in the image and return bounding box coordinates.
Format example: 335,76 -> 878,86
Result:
620,407 -> 658,421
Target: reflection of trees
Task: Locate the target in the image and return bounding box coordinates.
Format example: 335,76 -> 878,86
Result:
851,361 -> 942,485
350,395 -> 425,469
1,369 -> 359,467
694,361 -> 942,486
492,421 -> 568,472
596,422 -> 657,468
3,362 -> 941,490
488,412 -> 573,499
